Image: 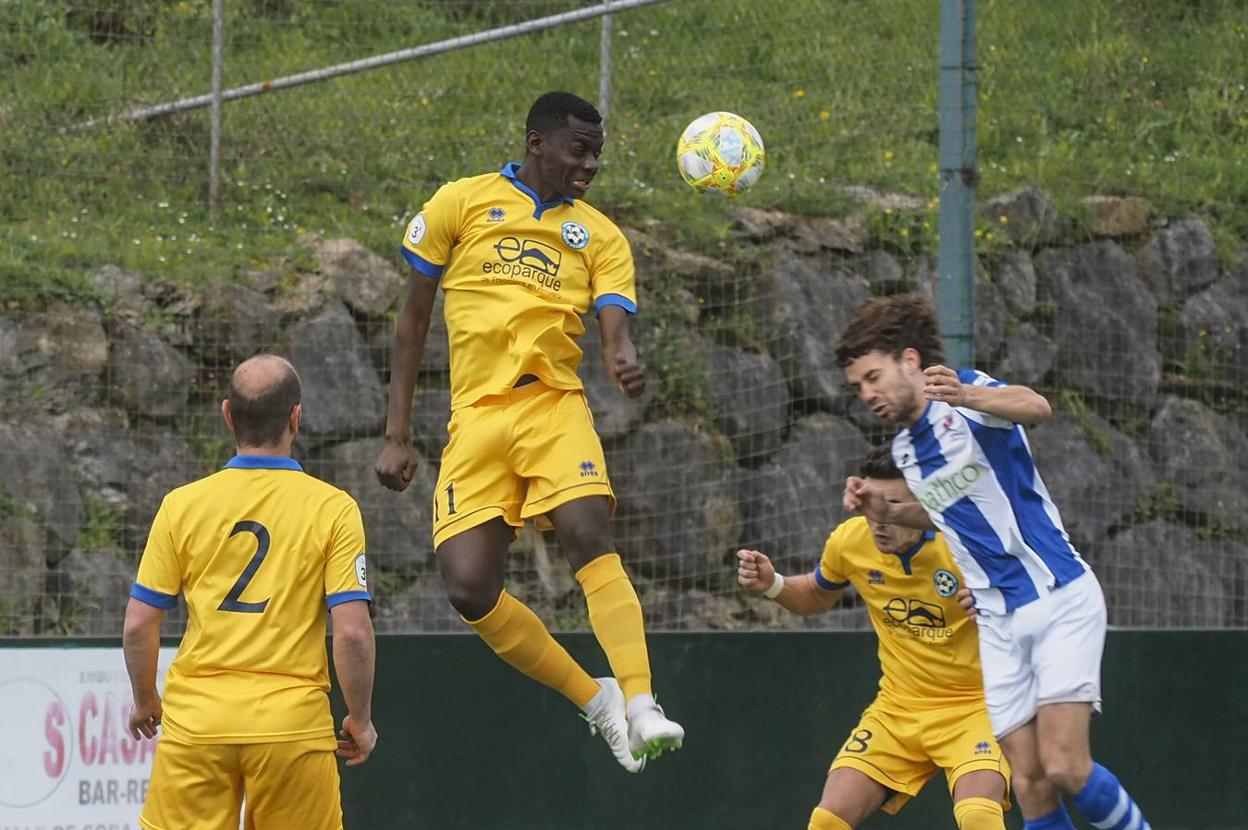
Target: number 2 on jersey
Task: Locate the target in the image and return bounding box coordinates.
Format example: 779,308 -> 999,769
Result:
218,520 -> 271,614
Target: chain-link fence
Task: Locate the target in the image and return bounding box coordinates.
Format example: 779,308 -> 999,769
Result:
2,0 -> 1246,636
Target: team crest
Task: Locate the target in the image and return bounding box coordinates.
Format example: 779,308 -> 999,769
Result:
407,213 -> 427,245
487,207 -> 505,223
933,568 -> 959,597
561,221 -> 589,249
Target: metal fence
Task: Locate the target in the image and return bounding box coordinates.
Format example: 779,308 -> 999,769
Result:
2,0 -> 1246,636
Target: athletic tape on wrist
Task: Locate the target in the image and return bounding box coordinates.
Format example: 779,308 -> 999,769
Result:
763,572 -> 785,599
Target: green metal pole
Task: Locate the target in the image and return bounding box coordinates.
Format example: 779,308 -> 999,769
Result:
937,0 -> 977,367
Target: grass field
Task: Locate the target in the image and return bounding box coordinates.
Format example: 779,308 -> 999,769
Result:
1,0 -> 1246,303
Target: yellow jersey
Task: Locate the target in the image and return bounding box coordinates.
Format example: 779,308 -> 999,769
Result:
131,455 -> 371,745
400,163 -> 637,411
817,518 -> 983,708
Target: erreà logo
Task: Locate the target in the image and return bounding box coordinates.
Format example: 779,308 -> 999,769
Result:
918,463 -> 985,513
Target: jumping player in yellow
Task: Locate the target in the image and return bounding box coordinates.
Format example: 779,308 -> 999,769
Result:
374,91 -> 682,772
737,445 -> 1009,830
124,355 -> 377,830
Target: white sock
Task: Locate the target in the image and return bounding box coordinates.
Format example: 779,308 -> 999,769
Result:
626,692 -> 656,719
581,680 -> 609,716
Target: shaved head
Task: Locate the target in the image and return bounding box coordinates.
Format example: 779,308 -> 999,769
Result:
227,354 -> 301,448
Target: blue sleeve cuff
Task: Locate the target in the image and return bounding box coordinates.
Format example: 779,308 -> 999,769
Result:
400,247 -> 444,278
326,590 -> 372,608
813,570 -> 849,591
130,582 -> 178,610
595,293 -> 637,314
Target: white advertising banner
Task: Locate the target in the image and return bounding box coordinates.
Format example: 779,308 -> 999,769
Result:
0,646 -> 177,830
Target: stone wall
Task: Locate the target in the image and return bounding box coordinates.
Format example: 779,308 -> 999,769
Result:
2,190 -> 1244,635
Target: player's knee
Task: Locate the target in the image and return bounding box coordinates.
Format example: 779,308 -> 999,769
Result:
444,578 -> 501,621
558,522 -> 614,565
1042,754 -> 1093,795
953,796 -> 1005,830
1007,767 -> 1053,806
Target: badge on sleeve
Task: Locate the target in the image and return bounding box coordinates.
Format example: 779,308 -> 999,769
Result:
407,213 -> 427,246
355,554 -> 368,588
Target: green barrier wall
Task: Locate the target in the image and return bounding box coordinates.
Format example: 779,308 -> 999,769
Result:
6,632 -> 1240,828
331,632 -> 1247,830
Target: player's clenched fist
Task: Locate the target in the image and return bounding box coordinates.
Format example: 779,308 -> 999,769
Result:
922,364 -> 967,406
374,439 -> 421,491
736,549 -> 777,594
607,341 -> 646,398
843,475 -> 866,512
337,715 -> 378,768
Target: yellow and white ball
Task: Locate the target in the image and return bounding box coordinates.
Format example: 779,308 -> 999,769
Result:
675,111 -> 766,195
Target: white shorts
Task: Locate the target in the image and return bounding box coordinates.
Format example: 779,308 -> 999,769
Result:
975,569 -> 1106,738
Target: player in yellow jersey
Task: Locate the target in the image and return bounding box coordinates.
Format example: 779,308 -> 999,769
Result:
374,91 -> 682,772
123,355 -> 377,830
737,444 -> 1009,830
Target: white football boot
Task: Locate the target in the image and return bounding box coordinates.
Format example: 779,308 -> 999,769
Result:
626,694 -> 685,761
582,678 -> 645,773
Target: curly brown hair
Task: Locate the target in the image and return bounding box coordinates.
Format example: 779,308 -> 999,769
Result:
858,442 -> 902,480
835,294 -> 945,369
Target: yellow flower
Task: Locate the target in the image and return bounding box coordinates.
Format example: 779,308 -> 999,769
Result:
793,89 -> 806,98
883,150 -> 895,161
998,214 -> 1009,224
974,229 -> 984,238
819,110 -> 831,121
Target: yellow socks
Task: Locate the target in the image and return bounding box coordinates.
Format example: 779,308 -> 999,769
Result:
954,796 -> 1006,830
465,590 -> 599,708
575,553 -> 653,700
808,807 -> 853,830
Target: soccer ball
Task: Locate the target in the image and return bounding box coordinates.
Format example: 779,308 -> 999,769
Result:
675,111 -> 766,195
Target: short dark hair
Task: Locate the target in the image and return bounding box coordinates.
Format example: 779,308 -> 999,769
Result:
859,443 -> 902,480
835,294 -> 946,369
526,91 -> 602,134
228,359 -> 301,447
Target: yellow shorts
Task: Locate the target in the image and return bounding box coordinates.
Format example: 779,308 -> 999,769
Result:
829,695 -> 1011,815
432,382 -> 614,548
140,735 -> 342,830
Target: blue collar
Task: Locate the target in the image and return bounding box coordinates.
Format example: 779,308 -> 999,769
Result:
500,162 -> 574,219
224,455 -> 303,471
889,529 -> 936,575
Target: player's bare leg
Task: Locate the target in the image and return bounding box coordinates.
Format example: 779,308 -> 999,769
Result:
437,519 -> 511,620
999,722 -> 1075,829
950,769 -> 1007,830
1038,702 -> 1153,830
438,519 -> 643,772
1035,702 -> 1094,794
550,496 -> 684,761
809,767 -> 888,829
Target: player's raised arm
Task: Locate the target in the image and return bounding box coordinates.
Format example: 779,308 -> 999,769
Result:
923,365 -> 1052,425
376,273 -> 440,491
737,549 -> 842,614
599,304 -> 645,398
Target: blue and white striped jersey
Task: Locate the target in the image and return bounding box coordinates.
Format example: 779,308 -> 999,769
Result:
891,369 -> 1088,614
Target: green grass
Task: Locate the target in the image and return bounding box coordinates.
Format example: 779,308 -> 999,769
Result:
2,0 -> 1246,302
